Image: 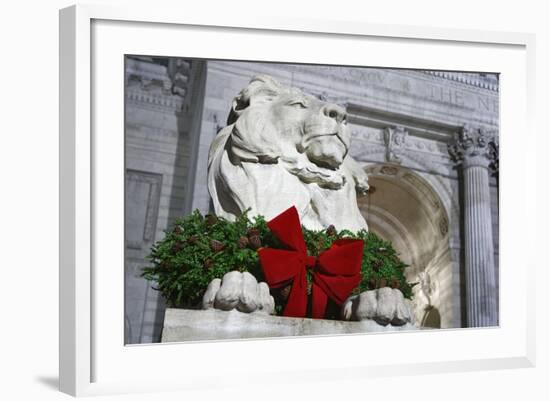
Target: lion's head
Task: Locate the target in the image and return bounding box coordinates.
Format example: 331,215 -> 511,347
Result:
208,75 -> 369,231
226,75 -> 351,171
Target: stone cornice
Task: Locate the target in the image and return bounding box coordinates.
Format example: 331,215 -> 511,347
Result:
347,103 -> 459,143
423,71 -> 499,92
126,87 -> 183,111
126,57 -> 172,89
125,57 -> 191,111
208,61 -> 500,130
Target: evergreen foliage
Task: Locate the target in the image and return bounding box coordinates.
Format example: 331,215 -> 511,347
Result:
142,210 -> 414,311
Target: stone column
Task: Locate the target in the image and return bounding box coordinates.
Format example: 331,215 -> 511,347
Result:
449,126 -> 498,327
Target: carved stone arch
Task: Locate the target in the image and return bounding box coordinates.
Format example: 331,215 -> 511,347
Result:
357,163 -> 456,328
361,150 -> 460,239
367,205 -> 419,267
399,153 -> 460,233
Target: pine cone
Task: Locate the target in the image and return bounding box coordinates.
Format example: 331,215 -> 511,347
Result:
203,258 -> 214,270
248,235 -> 261,250
237,236 -> 249,249
205,214 -> 218,226
210,239 -> 225,252
372,260 -> 382,272
391,279 -> 401,289
326,224 -> 337,237
313,238 -> 323,252
247,228 -> 260,238
173,225 -> 183,235
378,278 -> 387,288
279,284 -> 292,301
186,235 -> 199,245
368,277 -> 377,289
171,241 -> 184,253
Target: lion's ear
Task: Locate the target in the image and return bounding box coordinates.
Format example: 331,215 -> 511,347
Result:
227,75 -> 282,125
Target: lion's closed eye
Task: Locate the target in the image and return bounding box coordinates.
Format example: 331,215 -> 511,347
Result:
287,100 -> 308,109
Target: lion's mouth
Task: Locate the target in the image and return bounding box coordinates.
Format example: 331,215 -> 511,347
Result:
309,131 -> 348,147
303,132 -> 348,170
313,160 -> 341,171
310,131 -> 346,146
308,132 -> 338,140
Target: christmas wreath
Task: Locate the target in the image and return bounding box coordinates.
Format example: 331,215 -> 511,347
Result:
142,209 -> 414,316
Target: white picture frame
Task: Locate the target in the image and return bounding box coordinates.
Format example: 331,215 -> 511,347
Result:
59,3 -> 536,397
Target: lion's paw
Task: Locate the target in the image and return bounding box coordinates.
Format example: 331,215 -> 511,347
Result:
202,271 -> 275,315
341,287 -> 415,326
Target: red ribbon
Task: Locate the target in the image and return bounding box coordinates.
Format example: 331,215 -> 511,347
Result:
258,206 -> 364,319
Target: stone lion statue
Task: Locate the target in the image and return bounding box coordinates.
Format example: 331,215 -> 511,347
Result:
207,75 -> 369,231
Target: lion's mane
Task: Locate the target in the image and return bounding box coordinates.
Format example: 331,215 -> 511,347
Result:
207,75 -> 369,231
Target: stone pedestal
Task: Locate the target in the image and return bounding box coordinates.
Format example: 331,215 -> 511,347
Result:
449,126 -> 498,327
161,309 -> 416,342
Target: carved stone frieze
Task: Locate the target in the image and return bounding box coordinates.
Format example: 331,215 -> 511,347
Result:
380,165 -> 399,176
383,126 -> 408,164
125,57 -> 188,111
417,271 -> 438,306
125,56 -> 172,93
167,58 -> 191,97
439,216 -> 449,236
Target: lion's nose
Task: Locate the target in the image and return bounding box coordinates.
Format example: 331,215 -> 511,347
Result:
322,104 -> 347,123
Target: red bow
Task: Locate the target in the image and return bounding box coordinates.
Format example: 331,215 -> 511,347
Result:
258,207 -> 364,319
